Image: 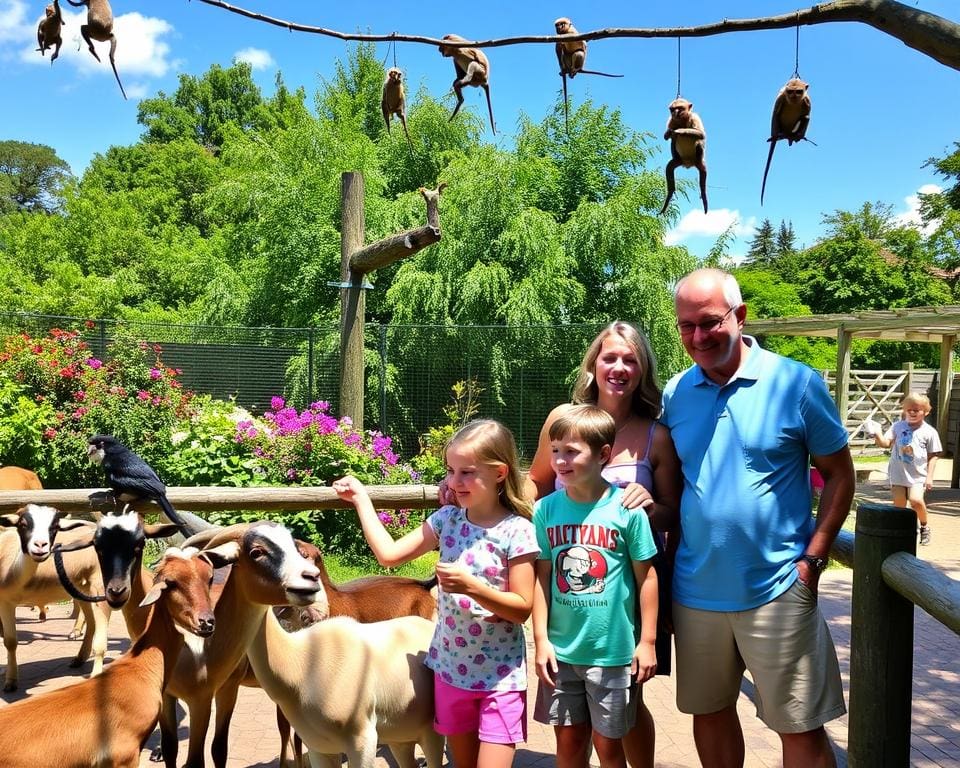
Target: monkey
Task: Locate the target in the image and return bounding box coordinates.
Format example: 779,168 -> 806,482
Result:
760,77 -> 814,205
381,67 -> 413,149
86,434 -> 189,534
553,17 -> 623,133
438,34 -> 496,136
36,0 -> 64,63
64,0 -> 127,100
659,97 -> 708,216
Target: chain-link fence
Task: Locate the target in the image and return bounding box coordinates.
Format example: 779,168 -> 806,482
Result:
0,313 -> 614,459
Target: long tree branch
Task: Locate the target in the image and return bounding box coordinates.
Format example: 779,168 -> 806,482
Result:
193,0 -> 960,71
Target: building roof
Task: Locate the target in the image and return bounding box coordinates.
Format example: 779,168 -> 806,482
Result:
746,305 -> 960,343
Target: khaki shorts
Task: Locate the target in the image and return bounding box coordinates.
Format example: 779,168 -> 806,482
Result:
673,580 -> 846,733
533,662 -> 637,738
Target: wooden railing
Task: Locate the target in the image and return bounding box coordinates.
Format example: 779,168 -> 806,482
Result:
833,502 -> 960,767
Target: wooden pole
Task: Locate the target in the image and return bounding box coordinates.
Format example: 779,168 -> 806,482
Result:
339,171 -> 366,431
848,502 -> 916,768
836,327 -> 852,426
937,335 -> 954,445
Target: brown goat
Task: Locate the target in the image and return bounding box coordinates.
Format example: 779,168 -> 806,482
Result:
0,466 -> 42,490
0,546 -> 216,768
276,540 -> 437,767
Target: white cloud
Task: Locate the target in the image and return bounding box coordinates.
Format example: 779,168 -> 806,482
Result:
894,183 -> 942,236
234,47 -> 275,71
665,209 -> 757,246
0,0 -> 30,44
20,8 -> 175,84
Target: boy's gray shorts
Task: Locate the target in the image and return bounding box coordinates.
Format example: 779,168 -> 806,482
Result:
533,661 -> 637,738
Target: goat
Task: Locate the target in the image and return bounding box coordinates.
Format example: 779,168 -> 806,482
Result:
0,504 -> 107,691
197,522 -> 444,768
276,540 -> 438,768
0,465 -> 43,490
0,546 -> 216,768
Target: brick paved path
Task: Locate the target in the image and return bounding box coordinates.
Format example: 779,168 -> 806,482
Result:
2,467 -> 958,767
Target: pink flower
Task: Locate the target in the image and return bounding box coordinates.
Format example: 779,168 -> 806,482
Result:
454,636 -> 467,647
137,390 -> 151,400
271,396 -> 285,410
43,428 -> 57,439
86,358 -> 103,369
149,368 -> 162,379
468,623 -> 482,636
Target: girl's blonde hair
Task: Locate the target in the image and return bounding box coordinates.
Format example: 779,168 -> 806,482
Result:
445,419 -> 533,520
572,321 -> 661,419
902,392 -> 932,415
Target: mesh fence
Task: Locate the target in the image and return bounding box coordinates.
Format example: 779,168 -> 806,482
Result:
1,313 -> 610,460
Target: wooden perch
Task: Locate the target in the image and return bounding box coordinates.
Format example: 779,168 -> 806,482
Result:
194,0 -> 960,72
349,185 -> 445,275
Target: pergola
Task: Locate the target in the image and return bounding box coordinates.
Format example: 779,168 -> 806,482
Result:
745,305 -> 960,442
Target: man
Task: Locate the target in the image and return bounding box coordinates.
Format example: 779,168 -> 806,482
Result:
661,268 -> 854,768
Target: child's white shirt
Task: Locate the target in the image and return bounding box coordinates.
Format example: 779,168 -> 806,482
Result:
885,419 -> 942,487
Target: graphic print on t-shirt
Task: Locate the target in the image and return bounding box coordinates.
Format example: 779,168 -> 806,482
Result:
556,546 -> 608,594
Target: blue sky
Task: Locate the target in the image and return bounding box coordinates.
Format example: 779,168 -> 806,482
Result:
1,0 -> 958,259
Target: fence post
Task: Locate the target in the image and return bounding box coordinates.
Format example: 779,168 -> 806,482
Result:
98,319 -> 107,360
848,502 -> 916,768
307,328 -> 315,408
378,324 -> 387,434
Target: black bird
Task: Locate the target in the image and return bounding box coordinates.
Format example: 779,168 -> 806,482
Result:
87,434 -> 187,533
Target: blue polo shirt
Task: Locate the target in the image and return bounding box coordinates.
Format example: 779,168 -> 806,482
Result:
661,337 -> 848,611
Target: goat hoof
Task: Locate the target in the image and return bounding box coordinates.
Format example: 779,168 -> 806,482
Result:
148,747 -> 163,762
3,680 -> 16,692
67,630 -> 82,640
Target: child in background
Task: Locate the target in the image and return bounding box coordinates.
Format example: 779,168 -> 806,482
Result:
866,392 -> 942,546
332,419 -> 539,768
532,404 -> 659,768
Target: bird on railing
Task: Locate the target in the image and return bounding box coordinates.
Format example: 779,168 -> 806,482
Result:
87,434 -> 189,534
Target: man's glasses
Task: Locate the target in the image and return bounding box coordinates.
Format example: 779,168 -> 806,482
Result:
676,306 -> 737,336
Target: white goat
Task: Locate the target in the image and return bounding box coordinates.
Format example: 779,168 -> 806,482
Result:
199,522 -> 444,768
0,504 -> 107,691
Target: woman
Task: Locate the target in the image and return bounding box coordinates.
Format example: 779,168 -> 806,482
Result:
527,321 -> 681,768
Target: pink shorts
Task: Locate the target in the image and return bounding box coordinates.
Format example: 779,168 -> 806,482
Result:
433,677 -> 527,744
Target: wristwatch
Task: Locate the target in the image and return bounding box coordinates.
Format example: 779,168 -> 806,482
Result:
801,554 -> 828,574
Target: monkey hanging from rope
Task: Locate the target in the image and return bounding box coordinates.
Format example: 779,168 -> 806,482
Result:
37,0 -> 64,62
65,0 -> 127,100
659,97 -> 708,216
381,67 -> 414,149
760,77 -> 815,205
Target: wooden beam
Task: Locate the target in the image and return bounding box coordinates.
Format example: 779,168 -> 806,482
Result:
836,328 -> 852,423
938,335 -> 955,450
350,226 -> 440,274
0,485 -> 442,514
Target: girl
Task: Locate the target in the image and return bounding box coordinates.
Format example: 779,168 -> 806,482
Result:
332,419 -> 539,768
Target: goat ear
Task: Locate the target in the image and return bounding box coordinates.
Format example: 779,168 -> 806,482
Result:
200,541 -> 240,569
145,522 -> 181,540
0,514 -> 20,528
140,580 -> 169,607
58,518 -> 96,532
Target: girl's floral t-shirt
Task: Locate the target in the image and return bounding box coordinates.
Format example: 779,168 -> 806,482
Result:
425,505 -> 539,691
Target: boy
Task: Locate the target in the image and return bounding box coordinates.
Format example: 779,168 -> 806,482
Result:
866,392 -> 942,545
531,404 -> 659,768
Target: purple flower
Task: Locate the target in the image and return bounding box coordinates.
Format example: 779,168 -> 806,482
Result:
310,401 -> 330,412
445,616 -> 456,629
473,654 -> 486,665
444,537 -> 456,549
464,552 -> 475,566
378,512 -> 394,526
458,598 -> 472,610
497,664 -> 511,677
286,469 -> 297,480
468,623 -> 482,637
460,524 -> 470,537
271,396 -> 285,410
441,672 -> 453,683
484,566 -> 499,578
149,368 -> 162,379
136,390 -> 150,400
457,664 -> 468,676
454,636 -> 467,648
85,358 -> 102,369
429,647 -> 438,659
470,681 -> 486,690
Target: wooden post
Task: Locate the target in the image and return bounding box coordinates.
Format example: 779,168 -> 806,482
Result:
848,502 -> 916,768
339,172 -> 366,431
902,361 -> 914,399
836,327 -> 852,426
937,335 -> 954,443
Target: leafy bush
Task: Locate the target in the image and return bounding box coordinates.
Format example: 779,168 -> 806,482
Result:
410,379 -> 483,483
0,327 -> 193,487
0,376 -> 56,472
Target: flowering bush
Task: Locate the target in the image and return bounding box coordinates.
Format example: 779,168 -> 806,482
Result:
0,327 -> 193,487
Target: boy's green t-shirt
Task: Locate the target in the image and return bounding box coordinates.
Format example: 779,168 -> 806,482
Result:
534,484 -> 657,666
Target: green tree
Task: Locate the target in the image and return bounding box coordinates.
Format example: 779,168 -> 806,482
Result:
746,219 -> 776,265
776,221 -> 796,257
0,141 -> 72,213
920,142 -> 960,268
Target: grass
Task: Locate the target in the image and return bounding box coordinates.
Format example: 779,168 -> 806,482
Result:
323,550 -> 439,582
